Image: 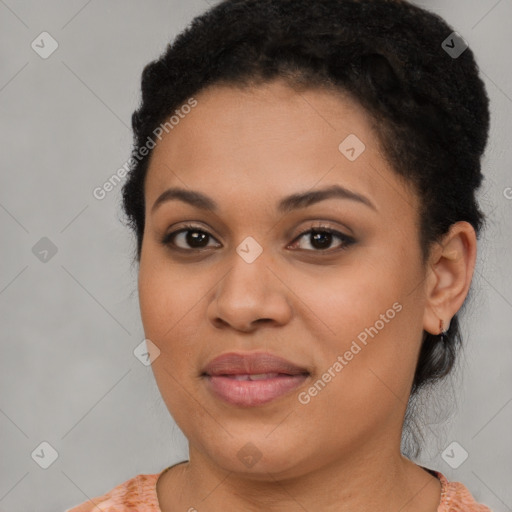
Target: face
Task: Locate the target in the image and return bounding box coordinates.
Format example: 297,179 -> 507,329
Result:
138,79 -> 430,479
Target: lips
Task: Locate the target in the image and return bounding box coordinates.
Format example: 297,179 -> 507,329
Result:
202,352 -> 310,407
202,352 -> 309,377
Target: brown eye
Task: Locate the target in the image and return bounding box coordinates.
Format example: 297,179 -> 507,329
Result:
288,227 -> 355,252
162,224 -> 220,250
161,224 -> 355,254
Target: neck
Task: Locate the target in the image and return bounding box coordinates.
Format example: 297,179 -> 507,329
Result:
158,434 -> 441,512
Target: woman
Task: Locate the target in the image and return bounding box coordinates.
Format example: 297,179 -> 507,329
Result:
67,0 -> 493,510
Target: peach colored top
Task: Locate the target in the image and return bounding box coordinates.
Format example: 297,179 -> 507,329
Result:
65,463 -> 493,511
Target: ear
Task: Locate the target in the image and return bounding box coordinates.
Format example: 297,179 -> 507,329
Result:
422,221 -> 477,335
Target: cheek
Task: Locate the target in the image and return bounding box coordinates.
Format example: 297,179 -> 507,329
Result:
138,250 -> 202,348
294,248 -> 424,398
138,255 -> 205,414
296,256 -> 408,343
291,285 -> 419,442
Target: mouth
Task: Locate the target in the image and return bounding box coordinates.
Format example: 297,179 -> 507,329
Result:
201,352 -> 310,407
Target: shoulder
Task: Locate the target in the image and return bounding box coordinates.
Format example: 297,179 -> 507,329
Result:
64,472 -> 161,512
433,470 -> 494,512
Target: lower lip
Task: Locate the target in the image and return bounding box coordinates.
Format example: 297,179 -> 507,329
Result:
204,374 -> 309,407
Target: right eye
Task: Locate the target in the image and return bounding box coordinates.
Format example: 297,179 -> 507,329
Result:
161,224 -> 221,251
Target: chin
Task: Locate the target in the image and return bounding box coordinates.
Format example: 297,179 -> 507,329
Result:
199,436 -> 316,481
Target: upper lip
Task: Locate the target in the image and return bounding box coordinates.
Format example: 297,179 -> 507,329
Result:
202,352 -> 310,376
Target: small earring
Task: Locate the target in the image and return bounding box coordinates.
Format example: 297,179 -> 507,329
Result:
439,318 -> 451,340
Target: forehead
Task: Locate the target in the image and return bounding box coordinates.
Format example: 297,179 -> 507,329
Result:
145,80 -> 417,219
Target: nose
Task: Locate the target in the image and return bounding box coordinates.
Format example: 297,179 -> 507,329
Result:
208,252 -> 293,333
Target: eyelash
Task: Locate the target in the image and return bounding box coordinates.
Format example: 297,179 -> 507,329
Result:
161,223 -> 356,254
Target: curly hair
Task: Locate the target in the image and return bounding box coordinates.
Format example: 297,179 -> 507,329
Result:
121,0 -> 490,457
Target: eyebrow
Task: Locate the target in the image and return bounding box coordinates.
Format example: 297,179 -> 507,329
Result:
151,184 -> 376,215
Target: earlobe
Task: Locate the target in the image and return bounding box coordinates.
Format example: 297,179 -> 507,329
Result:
440,317 -> 451,334
422,221 -> 477,336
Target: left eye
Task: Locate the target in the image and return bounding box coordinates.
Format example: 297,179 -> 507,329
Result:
288,227 -> 354,252
161,225 -> 354,252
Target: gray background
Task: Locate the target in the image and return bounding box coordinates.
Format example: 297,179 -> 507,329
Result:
0,1 -> 510,511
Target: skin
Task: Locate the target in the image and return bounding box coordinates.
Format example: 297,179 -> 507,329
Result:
137,79 -> 477,512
